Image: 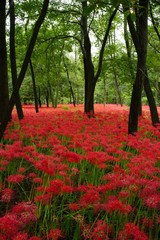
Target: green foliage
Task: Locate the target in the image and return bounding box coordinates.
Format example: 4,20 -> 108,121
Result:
7,0 -> 160,106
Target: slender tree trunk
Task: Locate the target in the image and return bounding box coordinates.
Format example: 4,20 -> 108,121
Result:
103,77 -> 107,106
48,80 -> 54,107
63,59 -> 76,107
9,0 -> 24,120
0,0 -> 49,141
0,0 -> 9,123
113,68 -> 123,106
144,70 -> 159,125
123,9 -> 135,82
46,88 -> 49,107
38,86 -> 42,107
29,60 -> 38,113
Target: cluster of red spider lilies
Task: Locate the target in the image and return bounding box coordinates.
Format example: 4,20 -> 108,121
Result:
0,104 -> 160,239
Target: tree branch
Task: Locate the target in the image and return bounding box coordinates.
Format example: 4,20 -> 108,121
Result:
94,5 -> 119,82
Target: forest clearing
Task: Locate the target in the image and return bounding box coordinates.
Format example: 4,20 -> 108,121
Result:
0,104 -> 160,239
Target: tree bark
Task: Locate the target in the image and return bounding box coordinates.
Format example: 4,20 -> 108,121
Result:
126,0 -> 150,134
29,60 -> 39,113
144,70 -> 159,125
0,0 -> 9,123
123,15 -> 135,82
45,88 -> 49,107
81,1 -> 118,116
38,86 -> 42,107
0,0 -> 50,141
81,1 -> 95,115
9,0 -> 24,120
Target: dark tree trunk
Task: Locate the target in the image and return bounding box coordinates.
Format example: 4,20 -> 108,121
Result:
38,86 -> 42,107
144,70 -> 159,125
126,0 -> 150,134
9,0 -> 24,120
0,0 -> 9,123
29,60 -> 38,113
128,57 -> 145,134
45,88 -> 49,107
0,0 -> 49,141
81,1 -> 95,116
81,1 -> 118,116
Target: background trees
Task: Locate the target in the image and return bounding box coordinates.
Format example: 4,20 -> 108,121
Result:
0,0 -> 159,138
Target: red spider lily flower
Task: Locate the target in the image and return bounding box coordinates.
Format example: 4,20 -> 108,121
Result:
140,180 -> 160,198
11,202 -> 37,227
18,167 -> 26,173
12,232 -> 28,240
0,159 -> 8,167
79,189 -> 100,208
0,234 -> 7,240
142,217 -> 153,228
64,151 -> 81,163
34,157 -> 56,176
46,179 -> 64,195
7,174 -> 25,183
102,196 -> 132,214
118,222 -> 148,240
92,220 -> 112,240
70,167 -> 80,176
1,188 -> 13,203
35,193 -> 52,205
28,172 -> 37,178
93,203 -> 102,215
144,193 -> 160,209
61,185 -> 73,193
48,228 -> 63,240
118,191 -> 130,199
69,203 -> 79,211
32,177 -> 43,184
0,214 -> 19,238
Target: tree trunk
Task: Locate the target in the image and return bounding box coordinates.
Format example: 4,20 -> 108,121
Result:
45,88 -> 49,107
123,15 -> 135,82
144,70 -> 159,125
81,1 -> 95,116
38,86 -> 42,107
0,0 -> 9,123
80,1 -> 118,116
128,57 -> 145,134
48,80 -> 54,107
127,0 -> 149,134
63,59 -> 76,107
85,82 -> 96,116
9,0 -> 24,120
29,60 -> 39,113
113,68 -> 123,106
0,0 -> 49,141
